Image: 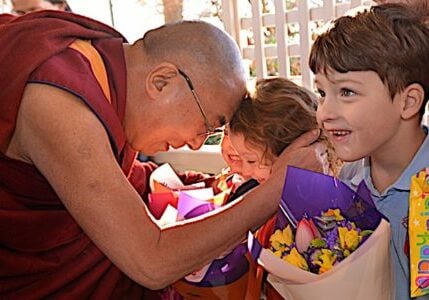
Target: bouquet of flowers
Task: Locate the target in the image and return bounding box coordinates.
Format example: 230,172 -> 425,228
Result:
148,164 -> 255,300
269,208 -> 374,275
248,166 -> 394,300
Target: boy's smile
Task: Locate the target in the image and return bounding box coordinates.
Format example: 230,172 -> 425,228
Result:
315,70 -> 404,163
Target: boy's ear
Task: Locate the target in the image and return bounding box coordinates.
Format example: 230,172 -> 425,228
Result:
145,63 -> 179,98
400,83 -> 425,120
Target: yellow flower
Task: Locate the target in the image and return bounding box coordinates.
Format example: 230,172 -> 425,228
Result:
314,249 -> 337,274
284,247 -> 309,271
273,249 -> 283,258
270,225 -> 293,251
324,208 -> 344,221
338,227 -> 361,251
216,174 -> 230,191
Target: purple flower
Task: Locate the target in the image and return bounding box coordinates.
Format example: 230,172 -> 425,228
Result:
325,228 -> 339,250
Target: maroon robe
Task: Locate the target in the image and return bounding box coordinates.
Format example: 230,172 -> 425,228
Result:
0,11 -> 160,299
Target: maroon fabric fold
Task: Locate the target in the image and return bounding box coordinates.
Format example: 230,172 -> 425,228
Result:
0,10 -> 124,150
0,11 -> 160,299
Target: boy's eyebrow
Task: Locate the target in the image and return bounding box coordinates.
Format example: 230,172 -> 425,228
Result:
331,78 -> 364,85
314,75 -> 365,86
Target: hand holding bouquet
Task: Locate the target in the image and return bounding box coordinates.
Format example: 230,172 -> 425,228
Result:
248,167 -> 394,300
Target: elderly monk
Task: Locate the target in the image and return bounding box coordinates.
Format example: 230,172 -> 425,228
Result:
0,11 -> 322,298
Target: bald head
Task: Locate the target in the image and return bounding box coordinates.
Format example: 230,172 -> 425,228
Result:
139,21 -> 246,91
124,21 -> 247,154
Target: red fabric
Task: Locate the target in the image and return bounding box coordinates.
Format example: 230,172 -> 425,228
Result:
253,216 -> 277,300
265,283 -> 284,300
0,10 -> 123,150
0,11 -> 160,299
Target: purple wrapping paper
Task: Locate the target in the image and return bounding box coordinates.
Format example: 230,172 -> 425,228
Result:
177,191 -> 216,220
280,166 -> 383,230
177,192 -> 249,287
185,203 -> 217,219
183,244 -> 249,287
250,166 -> 384,261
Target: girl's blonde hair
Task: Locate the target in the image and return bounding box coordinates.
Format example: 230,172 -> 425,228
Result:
229,77 -> 341,175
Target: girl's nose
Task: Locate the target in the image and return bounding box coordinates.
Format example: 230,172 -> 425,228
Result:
241,164 -> 254,179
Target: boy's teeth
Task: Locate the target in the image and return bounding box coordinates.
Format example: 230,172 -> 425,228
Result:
331,130 -> 350,136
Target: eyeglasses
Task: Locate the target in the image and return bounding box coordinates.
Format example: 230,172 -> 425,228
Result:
178,69 -> 219,137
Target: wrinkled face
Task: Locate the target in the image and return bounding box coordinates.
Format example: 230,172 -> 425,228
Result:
12,0 -> 65,15
315,70 -> 403,162
129,72 -> 245,156
228,131 -> 273,183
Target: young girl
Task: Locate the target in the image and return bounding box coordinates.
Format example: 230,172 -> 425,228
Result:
228,77 -> 340,183
227,77 -> 341,299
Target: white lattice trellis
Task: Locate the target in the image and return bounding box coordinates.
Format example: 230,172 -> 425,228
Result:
221,0 -> 374,90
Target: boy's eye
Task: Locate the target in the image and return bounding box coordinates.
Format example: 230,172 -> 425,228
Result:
246,160 -> 257,165
340,88 -> 356,97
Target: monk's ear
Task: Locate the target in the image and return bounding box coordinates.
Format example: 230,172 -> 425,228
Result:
400,83 -> 425,120
145,63 -> 179,98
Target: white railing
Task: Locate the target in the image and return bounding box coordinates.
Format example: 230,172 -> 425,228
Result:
221,0 -> 374,90
0,0 -> 11,13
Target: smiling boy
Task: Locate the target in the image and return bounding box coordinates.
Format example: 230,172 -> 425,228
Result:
309,4 -> 429,299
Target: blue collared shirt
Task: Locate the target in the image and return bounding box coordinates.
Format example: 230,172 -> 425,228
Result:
340,126 -> 429,300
